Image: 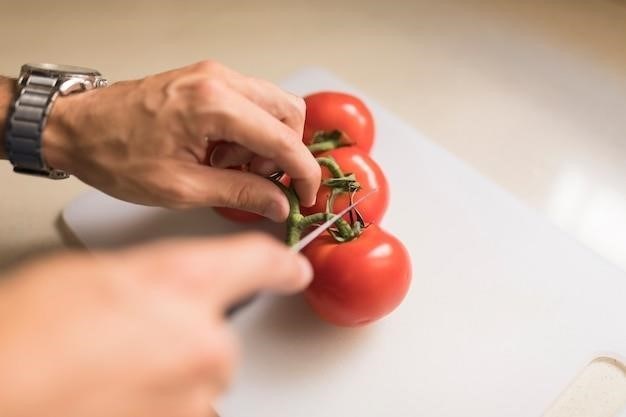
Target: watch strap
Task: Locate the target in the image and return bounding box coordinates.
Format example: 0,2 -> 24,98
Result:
5,74 -> 69,179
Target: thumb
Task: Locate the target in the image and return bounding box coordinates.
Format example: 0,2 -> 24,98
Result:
174,163 -> 290,222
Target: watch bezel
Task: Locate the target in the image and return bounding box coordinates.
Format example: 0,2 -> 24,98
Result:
22,63 -> 101,77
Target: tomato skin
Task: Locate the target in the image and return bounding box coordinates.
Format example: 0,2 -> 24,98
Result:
214,207 -> 263,223
303,225 -> 411,327
304,92 -> 375,153
301,146 -> 389,224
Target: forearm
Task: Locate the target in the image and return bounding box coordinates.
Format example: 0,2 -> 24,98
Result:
0,76 -> 17,159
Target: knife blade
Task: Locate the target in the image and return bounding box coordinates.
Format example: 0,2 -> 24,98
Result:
226,188 -> 377,317
290,188 -> 378,253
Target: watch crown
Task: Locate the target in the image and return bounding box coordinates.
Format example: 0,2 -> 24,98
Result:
96,79 -> 108,88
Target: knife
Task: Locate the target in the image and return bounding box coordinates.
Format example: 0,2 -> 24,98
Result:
290,188 -> 378,252
226,188 -> 377,317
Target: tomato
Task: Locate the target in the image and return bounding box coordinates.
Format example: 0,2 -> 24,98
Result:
214,206 -> 263,223
303,225 -> 411,326
301,146 -> 388,224
304,92 -> 375,153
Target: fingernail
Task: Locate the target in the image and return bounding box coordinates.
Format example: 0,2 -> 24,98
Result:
302,195 -> 316,208
264,200 -> 288,223
297,254 -> 314,287
208,148 -> 223,167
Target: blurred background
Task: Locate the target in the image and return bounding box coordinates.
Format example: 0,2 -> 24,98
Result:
1,1 -> 625,415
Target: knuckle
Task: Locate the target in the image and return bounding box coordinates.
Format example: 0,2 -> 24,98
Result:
193,78 -> 225,103
309,159 -> 322,183
293,95 -> 306,119
159,178 -> 194,209
276,129 -> 300,154
193,59 -> 222,74
166,193 -> 192,209
224,182 -> 255,210
284,97 -> 306,130
187,324 -> 239,382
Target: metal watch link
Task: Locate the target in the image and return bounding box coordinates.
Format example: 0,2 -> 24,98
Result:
4,63 -> 107,179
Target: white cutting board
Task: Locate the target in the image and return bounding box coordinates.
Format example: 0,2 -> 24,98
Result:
63,69 -> 626,417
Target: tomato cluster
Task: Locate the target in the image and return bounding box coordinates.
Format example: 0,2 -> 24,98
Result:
213,91 -> 411,327
301,92 -> 411,327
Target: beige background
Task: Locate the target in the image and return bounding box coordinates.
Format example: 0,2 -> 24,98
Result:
1,0 -> 625,415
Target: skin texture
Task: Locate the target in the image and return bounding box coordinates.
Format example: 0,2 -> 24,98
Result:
214,171 -> 290,223
303,91 -> 375,153
0,62 -> 320,416
0,76 -> 17,159
39,61 -> 321,221
0,233 -> 313,417
303,225 -> 411,327
302,146 -> 389,224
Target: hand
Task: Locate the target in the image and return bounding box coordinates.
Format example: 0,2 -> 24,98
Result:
0,233 -> 312,417
42,61 -> 321,221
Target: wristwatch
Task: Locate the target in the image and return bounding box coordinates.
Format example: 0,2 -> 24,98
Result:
4,63 -> 108,179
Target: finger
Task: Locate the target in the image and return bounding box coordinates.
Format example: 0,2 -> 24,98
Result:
135,233 -> 314,311
163,162 -> 289,221
192,61 -> 306,137
197,88 -> 320,206
229,77 -> 306,138
202,233 -> 314,310
248,156 -> 280,177
209,143 -> 253,168
203,140 -> 220,165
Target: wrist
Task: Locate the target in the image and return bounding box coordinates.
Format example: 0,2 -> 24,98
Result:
1,75 -> 81,173
41,93 -> 81,173
0,77 -> 18,160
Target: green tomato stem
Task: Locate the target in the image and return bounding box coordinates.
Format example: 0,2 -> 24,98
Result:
274,182 -> 303,246
307,130 -> 346,154
308,140 -> 339,153
274,181 -> 358,246
299,212 -> 329,228
315,156 -> 344,178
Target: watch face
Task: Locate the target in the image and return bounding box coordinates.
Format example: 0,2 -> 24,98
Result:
23,63 -> 101,76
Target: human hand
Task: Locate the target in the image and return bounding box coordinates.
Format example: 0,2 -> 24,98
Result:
0,233 -> 312,417
42,61 -> 321,221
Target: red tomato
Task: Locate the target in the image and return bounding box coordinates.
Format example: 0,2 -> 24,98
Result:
304,92 -> 375,153
303,225 -> 411,326
214,206 -> 263,223
301,146 -> 389,224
